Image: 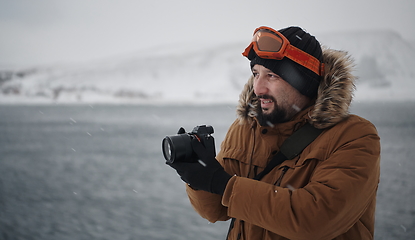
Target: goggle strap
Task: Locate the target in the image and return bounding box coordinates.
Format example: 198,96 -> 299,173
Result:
285,45 -> 323,76
243,30 -> 325,76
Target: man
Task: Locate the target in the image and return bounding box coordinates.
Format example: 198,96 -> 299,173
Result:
167,26 -> 381,240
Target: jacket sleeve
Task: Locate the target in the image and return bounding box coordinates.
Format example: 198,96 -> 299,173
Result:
221,117 -> 381,240
185,120 -> 243,223
186,184 -> 231,222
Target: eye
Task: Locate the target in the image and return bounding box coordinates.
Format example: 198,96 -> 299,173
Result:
252,72 -> 259,77
269,73 -> 281,79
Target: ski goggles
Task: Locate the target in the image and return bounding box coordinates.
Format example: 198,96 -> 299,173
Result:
242,26 -> 324,76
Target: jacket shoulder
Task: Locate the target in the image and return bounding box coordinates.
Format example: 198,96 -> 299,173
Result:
334,114 -> 378,135
312,114 -> 380,160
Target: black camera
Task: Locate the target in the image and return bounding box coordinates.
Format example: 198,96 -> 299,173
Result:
162,125 -> 215,164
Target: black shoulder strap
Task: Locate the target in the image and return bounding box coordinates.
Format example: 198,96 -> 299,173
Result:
226,122 -> 323,239
253,122 -> 323,181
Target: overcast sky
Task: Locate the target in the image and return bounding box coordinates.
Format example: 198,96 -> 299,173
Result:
1,0 -> 414,67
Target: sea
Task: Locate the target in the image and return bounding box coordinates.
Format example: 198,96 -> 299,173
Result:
0,102 -> 414,240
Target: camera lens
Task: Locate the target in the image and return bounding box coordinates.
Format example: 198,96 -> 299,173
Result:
162,137 -> 173,162
162,134 -> 194,164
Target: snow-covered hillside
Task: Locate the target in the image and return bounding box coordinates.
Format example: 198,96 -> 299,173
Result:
1,30 -> 414,104
319,30 -> 415,101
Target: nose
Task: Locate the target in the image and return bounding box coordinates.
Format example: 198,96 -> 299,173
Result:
253,74 -> 268,96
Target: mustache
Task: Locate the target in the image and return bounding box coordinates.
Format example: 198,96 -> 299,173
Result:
256,95 -> 276,101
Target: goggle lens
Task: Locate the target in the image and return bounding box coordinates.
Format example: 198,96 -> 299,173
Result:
254,31 -> 283,52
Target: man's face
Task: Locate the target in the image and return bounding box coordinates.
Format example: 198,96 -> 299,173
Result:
252,64 -> 310,126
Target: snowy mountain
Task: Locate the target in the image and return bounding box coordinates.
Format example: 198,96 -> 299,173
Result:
1,30 -> 414,104
319,30 -> 415,101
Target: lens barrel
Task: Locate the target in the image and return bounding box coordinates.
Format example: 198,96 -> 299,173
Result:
162,134 -> 194,164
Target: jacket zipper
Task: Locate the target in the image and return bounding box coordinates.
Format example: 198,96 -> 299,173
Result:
246,124 -> 257,178
275,166 -> 289,186
230,124 -> 256,240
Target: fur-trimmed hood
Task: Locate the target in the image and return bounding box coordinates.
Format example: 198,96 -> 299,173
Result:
236,48 -> 356,129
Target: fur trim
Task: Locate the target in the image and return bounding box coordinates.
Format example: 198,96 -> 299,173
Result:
236,48 -> 356,129
236,76 -> 257,123
311,48 -> 356,128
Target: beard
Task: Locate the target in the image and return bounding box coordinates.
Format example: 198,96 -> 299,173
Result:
256,95 -> 289,126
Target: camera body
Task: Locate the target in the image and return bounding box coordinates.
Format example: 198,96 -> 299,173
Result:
162,125 -> 215,164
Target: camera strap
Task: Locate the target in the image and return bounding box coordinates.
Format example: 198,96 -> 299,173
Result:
253,122 -> 323,181
226,122 -> 323,239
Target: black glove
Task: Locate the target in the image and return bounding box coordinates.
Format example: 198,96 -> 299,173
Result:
168,138 -> 231,195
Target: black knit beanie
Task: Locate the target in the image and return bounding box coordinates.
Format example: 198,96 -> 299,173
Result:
250,26 -> 323,98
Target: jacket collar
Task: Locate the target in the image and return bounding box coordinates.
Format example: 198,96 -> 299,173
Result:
250,104 -> 313,137
236,48 -> 356,129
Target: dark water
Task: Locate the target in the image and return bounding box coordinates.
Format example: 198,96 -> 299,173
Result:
0,102 -> 414,240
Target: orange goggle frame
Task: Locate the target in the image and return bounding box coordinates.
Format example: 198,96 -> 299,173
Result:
242,26 -> 324,76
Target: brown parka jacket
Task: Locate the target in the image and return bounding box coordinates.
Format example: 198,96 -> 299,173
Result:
186,48 -> 381,240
